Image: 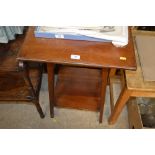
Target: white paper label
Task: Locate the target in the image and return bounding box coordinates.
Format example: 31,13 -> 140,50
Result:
55,34 -> 64,38
71,54 -> 80,60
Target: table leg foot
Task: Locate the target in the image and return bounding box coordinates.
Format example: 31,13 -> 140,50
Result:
50,110 -> 54,118
35,101 -> 45,118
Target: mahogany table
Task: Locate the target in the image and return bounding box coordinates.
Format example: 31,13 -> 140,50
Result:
17,27 -> 136,123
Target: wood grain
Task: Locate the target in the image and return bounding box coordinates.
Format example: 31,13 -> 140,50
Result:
54,66 -> 101,111
18,27 -> 136,70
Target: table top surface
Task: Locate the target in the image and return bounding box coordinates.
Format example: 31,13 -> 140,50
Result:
17,27 -> 136,70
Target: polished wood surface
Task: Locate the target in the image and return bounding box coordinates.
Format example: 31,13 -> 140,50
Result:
54,66 -> 109,123
99,68 -> 109,123
18,27 -> 136,70
47,63 -> 55,118
54,66 -> 101,111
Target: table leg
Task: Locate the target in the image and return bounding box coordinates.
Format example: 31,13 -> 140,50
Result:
47,63 -> 55,118
19,61 -> 45,118
99,68 -> 109,123
109,68 -> 117,77
108,86 -> 131,125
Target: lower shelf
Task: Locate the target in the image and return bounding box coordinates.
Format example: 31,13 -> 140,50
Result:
54,66 -> 102,111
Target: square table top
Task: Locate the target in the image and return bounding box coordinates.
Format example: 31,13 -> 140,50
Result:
17,27 -> 136,70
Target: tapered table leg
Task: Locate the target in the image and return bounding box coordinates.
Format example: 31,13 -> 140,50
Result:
99,68 -> 109,123
47,63 -> 55,118
108,87 -> 131,125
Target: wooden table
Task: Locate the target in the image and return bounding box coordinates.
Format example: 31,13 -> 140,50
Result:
17,27 -> 136,123
109,36 -> 155,125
